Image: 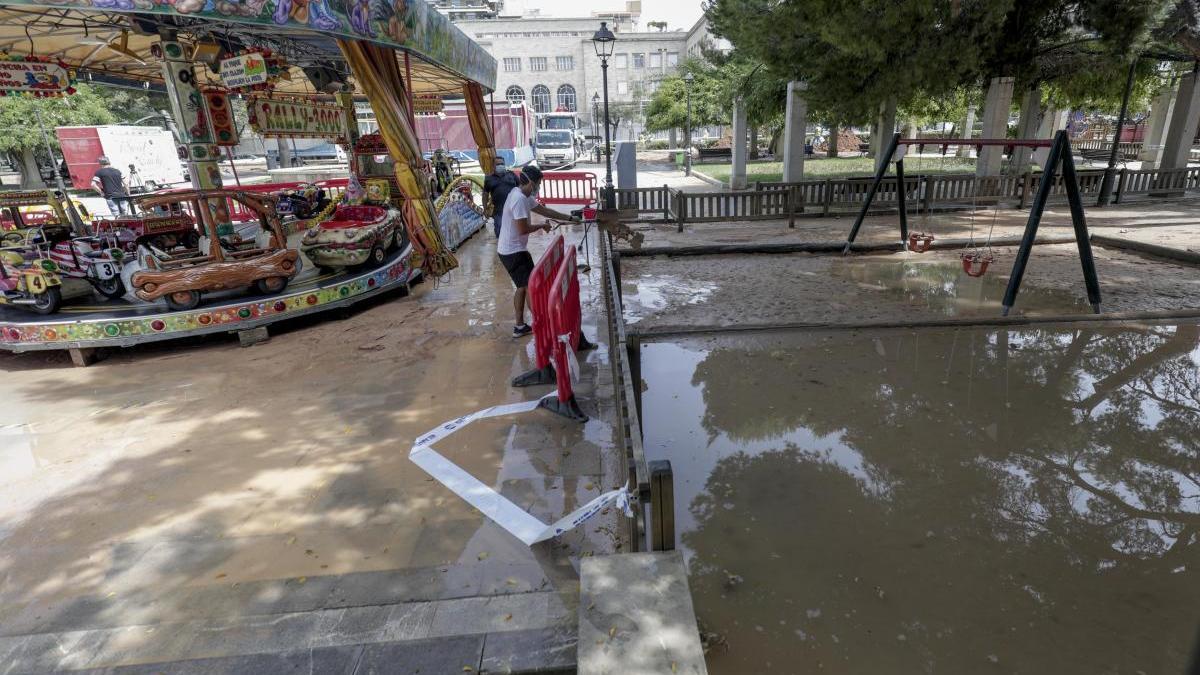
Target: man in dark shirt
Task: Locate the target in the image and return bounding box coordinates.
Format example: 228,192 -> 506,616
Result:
482,157 -> 518,237
91,157 -> 130,216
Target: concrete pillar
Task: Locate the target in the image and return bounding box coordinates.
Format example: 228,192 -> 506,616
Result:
1140,85 -> 1177,163
956,105 -> 976,158
1013,87 -> 1042,175
730,96 -> 748,190
1033,108 -> 1068,168
873,98 -> 897,172
781,81 -> 808,183
977,76 -> 1015,176
1160,72 -> 1200,170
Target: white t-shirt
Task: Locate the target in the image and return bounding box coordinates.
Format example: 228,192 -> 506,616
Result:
497,188 -> 540,256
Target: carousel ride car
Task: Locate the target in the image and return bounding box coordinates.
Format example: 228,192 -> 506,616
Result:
301,178 -> 407,270
124,190 -> 301,311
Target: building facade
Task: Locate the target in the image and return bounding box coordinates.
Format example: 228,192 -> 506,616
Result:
452,12 -> 725,141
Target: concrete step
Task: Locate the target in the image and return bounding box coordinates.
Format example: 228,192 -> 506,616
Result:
578,551 -> 706,675
0,560 -> 582,674
63,629 -> 575,675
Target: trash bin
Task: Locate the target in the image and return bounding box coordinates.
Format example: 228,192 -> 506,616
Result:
674,151 -> 686,167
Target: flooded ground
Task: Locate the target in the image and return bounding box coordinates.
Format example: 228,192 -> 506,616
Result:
622,245 -> 1200,331
640,324 -> 1200,673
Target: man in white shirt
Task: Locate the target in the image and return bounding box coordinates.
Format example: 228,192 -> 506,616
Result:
496,165 -> 576,338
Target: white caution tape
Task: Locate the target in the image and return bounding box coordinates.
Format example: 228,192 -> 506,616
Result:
558,333 -> 581,384
410,394 -> 633,546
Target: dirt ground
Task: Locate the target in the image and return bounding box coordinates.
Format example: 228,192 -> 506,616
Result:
616,198 -> 1200,333
0,222 -> 625,667
621,198 -> 1200,250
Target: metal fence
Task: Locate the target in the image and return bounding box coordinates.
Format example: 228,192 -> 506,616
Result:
1075,139 -> 1142,160
598,231 -> 668,551
614,164 -> 1200,231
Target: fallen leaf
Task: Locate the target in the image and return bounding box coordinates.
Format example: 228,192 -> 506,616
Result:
585,482 -> 596,491
462,667 -> 474,672
106,592 -> 116,598
672,662 -> 678,672
214,573 -> 226,580
477,551 -> 490,561
505,578 -> 519,586
287,536 -> 297,546
609,626 -> 616,637
297,577 -> 307,584
503,613 -> 513,622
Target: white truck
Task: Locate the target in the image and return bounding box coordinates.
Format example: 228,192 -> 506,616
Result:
534,129 -> 579,169
57,125 -> 186,193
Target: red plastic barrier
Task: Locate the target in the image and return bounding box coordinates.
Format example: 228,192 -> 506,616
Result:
511,235 -> 564,387
542,244 -> 587,420
538,171 -> 597,206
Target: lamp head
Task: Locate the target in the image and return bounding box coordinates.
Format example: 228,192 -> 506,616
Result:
592,21 -> 616,59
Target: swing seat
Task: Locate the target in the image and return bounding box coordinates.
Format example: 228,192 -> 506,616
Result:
907,232 -> 935,253
960,250 -> 994,277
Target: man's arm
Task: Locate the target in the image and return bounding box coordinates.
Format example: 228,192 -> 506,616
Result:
90,175 -> 104,194
532,204 -> 576,221
513,215 -> 551,235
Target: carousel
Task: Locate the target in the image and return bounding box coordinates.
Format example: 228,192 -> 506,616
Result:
0,0 -> 494,360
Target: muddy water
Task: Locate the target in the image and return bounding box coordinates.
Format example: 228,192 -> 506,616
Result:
828,256 -> 1089,316
641,324 -> 1200,673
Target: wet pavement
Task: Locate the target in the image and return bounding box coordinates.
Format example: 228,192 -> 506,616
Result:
640,324 -> 1200,673
0,221 -> 624,669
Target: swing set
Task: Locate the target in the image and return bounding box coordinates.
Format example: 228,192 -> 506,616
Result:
842,130 -> 1102,316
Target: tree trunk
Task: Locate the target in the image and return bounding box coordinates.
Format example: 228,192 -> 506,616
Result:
18,148 -> 46,189
828,126 -> 839,158
749,127 -> 759,160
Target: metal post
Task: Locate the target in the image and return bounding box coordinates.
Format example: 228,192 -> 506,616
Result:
843,132 -> 900,254
600,60 -> 615,209
33,106 -> 85,234
648,459 -> 675,551
225,147 -> 242,186
1058,134 -> 1103,313
895,157 -> 908,245
1098,59 -> 1137,206
685,81 -> 692,176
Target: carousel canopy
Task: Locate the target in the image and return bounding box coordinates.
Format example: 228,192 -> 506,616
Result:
0,0 -> 496,97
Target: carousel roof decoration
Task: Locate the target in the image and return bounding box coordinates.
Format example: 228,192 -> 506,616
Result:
0,0 -> 496,96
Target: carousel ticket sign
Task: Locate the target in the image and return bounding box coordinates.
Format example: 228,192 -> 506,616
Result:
247,95 -> 349,141
219,53 -> 269,89
0,56 -> 75,97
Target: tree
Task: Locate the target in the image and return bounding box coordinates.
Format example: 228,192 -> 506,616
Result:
0,84 -> 117,188
647,20 -> 668,32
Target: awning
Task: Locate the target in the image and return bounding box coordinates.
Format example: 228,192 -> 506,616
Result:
0,0 -> 496,96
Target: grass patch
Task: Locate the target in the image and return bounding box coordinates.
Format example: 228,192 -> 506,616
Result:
698,155 -> 978,184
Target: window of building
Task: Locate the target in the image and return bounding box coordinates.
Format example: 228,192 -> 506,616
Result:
503,57 -> 520,72
614,53 -> 628,69
649,52 -> 662,69
530,57 -> 548,72
667,52 -> 679,67
506,85 -> 525,105
617,81 -> 628,95
632,53 -> 645,69
556,55 -> 574,71
556,84 -> 577,112
531,85 -> 551,113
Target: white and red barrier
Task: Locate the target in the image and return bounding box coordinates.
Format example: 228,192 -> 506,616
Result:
538,244 -> 590,422
512,234 -> 565,387
538,171 -> 597,206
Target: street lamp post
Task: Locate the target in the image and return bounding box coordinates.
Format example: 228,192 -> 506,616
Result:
684,72 -> 694,177
592,21 -> 616,209
592,92 -> 601,163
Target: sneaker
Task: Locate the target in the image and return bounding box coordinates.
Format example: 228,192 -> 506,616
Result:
512,323 -> 533,338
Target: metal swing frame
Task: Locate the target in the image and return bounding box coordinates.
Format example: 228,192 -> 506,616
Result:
842,130 -> 1102,316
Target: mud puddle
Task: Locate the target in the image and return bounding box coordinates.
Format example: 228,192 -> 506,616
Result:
640,324 -> 1200,673
829,256 -> 1088,316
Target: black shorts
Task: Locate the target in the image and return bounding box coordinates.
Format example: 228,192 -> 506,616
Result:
499,250 -> 535,288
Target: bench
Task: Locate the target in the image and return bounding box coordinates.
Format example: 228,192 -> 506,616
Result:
695,147 -> 732,163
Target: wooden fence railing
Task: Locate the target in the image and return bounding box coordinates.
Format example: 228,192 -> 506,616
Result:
615,165 -> 1200,230
1075,139 -> 1142,160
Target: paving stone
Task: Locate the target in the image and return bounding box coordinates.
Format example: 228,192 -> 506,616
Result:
378,602 -> 437,642
106,644 -> 363,674
479,627 -> 576,674
354,634 -> 484,675
427,593 -> 573,638
308,606 -> 393,648
324,564 -> 482,608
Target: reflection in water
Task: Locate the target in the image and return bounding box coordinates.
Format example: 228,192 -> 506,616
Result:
829,257 -> 1089,316
621,274 -> 718,324
642,324 -> 1200,674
